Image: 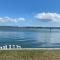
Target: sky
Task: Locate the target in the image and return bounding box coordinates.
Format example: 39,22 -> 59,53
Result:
0,0 -> 60,27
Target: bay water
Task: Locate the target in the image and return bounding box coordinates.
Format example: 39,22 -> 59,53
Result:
0,28 -> 60,48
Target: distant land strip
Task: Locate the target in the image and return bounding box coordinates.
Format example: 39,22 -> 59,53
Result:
0,26 -> 60,30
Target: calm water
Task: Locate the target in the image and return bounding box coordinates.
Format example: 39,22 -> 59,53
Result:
0,29 -> 60,48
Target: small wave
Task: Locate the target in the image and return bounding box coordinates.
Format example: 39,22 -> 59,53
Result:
17,40 -> 26,41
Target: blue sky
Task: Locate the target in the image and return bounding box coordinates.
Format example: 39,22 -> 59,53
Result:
0,0 -> 60,27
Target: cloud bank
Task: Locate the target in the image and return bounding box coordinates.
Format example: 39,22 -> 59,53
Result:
34,12 -> 60,22
0,17 -> 25,23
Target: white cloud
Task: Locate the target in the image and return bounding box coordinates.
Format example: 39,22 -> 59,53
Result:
0,17 -> 25,23
34,12 -> 60,22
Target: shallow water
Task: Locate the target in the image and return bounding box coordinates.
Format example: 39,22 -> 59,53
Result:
0,29 -> 60,48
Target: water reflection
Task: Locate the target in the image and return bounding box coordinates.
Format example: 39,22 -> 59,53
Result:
0,29 -> 60,48
34,30 -> 60,48
34,31 -> 52,47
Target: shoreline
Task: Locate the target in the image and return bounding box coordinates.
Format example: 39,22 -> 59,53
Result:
0,48 -> 60,50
